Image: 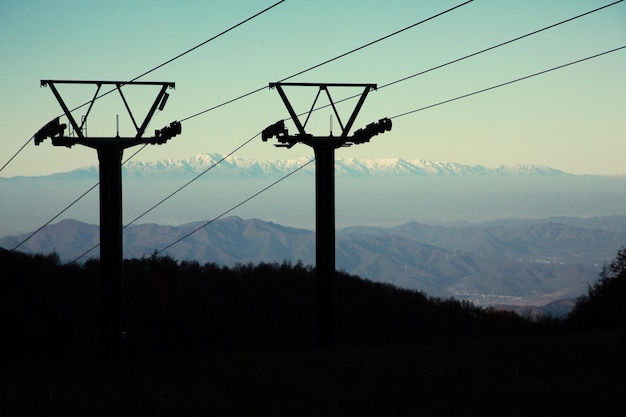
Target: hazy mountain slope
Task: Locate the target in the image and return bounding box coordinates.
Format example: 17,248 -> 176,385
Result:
124,217 -> 315,266
0,217 -> 602,306
340,220 -> 626,268
1,154 -> 624,308
2,154 -> 626,237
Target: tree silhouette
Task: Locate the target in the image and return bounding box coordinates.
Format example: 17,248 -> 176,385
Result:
1,247 -> 546,362
568,247 -> 626,330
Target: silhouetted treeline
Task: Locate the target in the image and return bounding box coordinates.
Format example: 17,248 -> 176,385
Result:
1,246 -> 623,363
567,246 -> 626,331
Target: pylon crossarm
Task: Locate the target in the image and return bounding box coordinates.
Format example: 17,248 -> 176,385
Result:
303,88 -> 323,131
341,85 -> 373,139
322,87 -> 345,134
50,134 -> 178,149
274,84 -> 307,135
116,83 -> 170,139
80,83 -> 102,134
268,82 -> 377,140
40,80 -> 175,141
294,135 -> 348,150
115,84 -> 140,133
44,81 -> 85,139
136,84 -> 170,139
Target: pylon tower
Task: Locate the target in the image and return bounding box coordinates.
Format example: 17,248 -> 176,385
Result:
262,82 -> 392,347
34,80 -> 181,360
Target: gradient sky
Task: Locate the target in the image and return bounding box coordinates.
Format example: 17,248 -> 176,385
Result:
1,0 -> 625,177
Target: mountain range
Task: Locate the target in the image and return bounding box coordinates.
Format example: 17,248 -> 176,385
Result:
3,214 -> 624,313
2,153 -> 625,315
3,153 -> 625,238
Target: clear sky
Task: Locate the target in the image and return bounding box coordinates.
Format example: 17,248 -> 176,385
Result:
1,0 -> 625,177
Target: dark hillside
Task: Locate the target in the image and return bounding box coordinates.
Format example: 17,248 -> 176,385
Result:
0,248 -> 536,360
1,248 -> 624,415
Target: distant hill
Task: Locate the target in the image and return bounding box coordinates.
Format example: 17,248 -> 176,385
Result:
2,216 -> 615,309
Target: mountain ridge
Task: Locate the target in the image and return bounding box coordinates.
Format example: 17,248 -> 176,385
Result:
2,215 -> 617,310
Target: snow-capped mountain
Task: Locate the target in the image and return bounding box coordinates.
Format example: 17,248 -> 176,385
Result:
332,157 -> 567,177
45,153 -> 567,180
4,152 -> 600,239
122,153 -> 315,178
124,154 -> 568,178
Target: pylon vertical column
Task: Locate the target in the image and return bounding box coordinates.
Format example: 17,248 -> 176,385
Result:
97,143 -> 124,361
314,145 -> 336,348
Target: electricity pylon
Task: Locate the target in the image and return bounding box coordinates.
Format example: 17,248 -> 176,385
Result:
34,80 -> 181,360
262,82 -> 392,347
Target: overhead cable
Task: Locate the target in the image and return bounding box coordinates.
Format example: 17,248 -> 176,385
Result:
71,156 -> 315,262
66,0 -> 286,116
121,45 -> 626,256
76,45 -> 626,258
13,2 -> 623,256
7,1 -> 287,250
154,158 -> 315,256
0,137 -> 32,174
0,0 -> 285,175
19,0 -> 476,253
390,45 -> 626,120
298,0 -> 625,118
381,0 -> 623,90
179,0 -> 475,122
124,132 -> 260,228
10,183 -> 99,252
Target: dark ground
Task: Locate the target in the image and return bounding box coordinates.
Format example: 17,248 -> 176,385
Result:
1,330 -> 624,417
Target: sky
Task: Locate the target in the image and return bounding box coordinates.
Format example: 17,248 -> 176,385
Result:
1,0 -> 625,177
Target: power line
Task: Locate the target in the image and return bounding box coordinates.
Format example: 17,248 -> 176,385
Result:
118,45 -> 626,256
102,1 -> 482,249
42,44 -> 626,262
299,0 -> 625,118
12,0 -> 475,253
63,0 -> 476,259
124,132 -> 260,228
2,0 -> 621,178
131,1 -> 286,83
0,0 -> 285,176
390,45 -> 626,120
381,1 -> 624,87
0,136 -> 32,174
10,182 -> 99,252
66,0 -> 286,116
70,156 -> 315,262
11,2 -> 623,256
5,1 -> 287,250
155,158 -> 315,256
10,143 -> 144,252
68,130 -> 259,260
7,0 -> 613,177
179,0 -> 475,122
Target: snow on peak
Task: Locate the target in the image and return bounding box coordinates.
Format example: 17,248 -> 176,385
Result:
35,153 -> 569,180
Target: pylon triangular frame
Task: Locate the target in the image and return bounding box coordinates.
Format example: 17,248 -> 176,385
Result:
41,80 -> 174,144
268,82 -> 376,139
